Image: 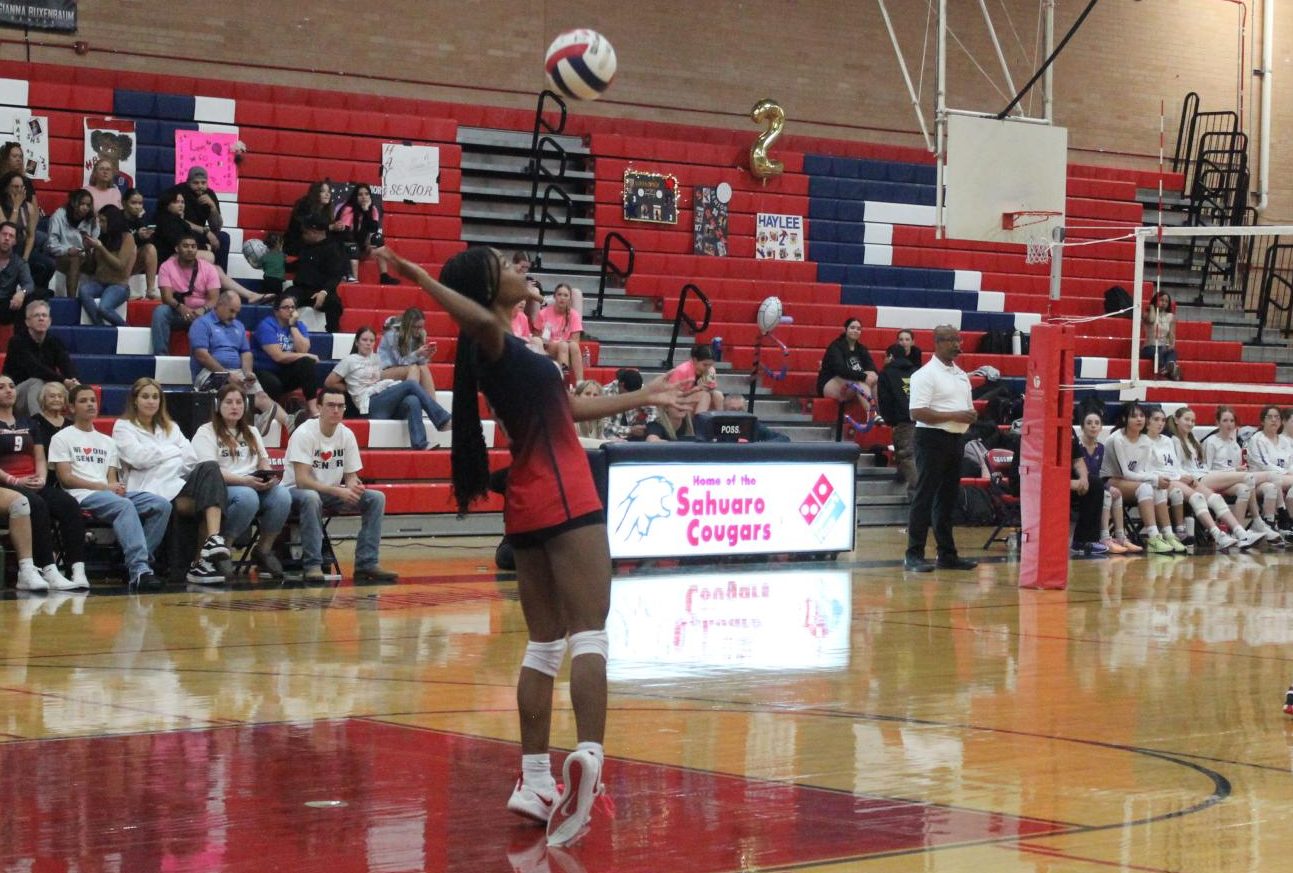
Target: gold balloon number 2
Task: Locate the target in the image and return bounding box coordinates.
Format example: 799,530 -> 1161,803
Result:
749,99 -> 785,179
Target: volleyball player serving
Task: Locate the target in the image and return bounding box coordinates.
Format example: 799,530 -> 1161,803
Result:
377,246 -> 690,847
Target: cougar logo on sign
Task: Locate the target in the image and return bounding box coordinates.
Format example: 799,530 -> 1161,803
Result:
613,475 -> 675,542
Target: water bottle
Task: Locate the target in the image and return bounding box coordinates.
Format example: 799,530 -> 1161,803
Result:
581,346 -> 591,369
711,336 -> 723,362
1011,329 -> 1022,356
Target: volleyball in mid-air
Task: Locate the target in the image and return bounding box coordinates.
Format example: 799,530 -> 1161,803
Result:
544,29 -> 617,101
242,238 -> 268,269
757,296 -> 784,335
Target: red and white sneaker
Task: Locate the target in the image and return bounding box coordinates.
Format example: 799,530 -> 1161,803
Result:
546,750 -> 603,847
508,777 -> 558,824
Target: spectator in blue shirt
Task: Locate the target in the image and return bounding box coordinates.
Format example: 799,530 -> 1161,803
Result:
188,290 -> 289,435
252,294 -> 320,418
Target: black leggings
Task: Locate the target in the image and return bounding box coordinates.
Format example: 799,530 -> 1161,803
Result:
9,482 -> 85,567
175,461 -> 228,517
256,357 -> 319,404
292,285 -> 344,333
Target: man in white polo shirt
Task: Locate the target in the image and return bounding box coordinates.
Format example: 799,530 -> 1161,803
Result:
904,324 -> 979,573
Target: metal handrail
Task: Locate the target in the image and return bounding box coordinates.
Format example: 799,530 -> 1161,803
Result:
532,183 -> 573,270
594,232 -> 635,319
1171,92 -> 1200,172
1179,107 -> 1240,194
526,135 -> 570,223
1254,240 -> 1293,345
663,284 -> 711,368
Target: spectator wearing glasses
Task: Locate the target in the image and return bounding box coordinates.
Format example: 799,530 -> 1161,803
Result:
252,294 -> 320,419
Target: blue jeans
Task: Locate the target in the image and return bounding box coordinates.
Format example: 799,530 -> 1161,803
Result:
79,490 -> 172,582
77,279 -> 129,326
151,304 -> 188,355
367,380 -> 450,450
290,487 -> 386,571
224,483 -> 292,544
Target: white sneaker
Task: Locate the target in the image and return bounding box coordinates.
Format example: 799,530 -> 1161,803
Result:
1214,531 -> 1239,550
16,564 -> 48,591
41,564 -> 78,591
1238,529 -> 1265,549
70,564 -> 92,589
546,750 -> 603,847
507,777 -> 558,824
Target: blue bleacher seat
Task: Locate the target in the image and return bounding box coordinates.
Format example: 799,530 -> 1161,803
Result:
99,385 -> 129,416
49,325 -> 117,354
49,298 -> 78,326
113,90 -> 156,118
961,312 -> 1018,333
154,93 -> 196,121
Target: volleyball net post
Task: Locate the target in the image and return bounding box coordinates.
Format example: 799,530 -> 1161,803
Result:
1018,322 -> 1076,591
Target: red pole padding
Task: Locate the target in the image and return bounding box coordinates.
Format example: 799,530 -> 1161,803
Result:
1018,322 -> 1075,590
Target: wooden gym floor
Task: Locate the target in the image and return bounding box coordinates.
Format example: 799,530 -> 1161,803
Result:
2,527 -> 1292,872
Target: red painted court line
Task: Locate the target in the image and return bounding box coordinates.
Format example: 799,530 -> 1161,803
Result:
1013,842 -> 1182,873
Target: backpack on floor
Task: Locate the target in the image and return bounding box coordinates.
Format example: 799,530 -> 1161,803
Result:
952,484 -> 996,525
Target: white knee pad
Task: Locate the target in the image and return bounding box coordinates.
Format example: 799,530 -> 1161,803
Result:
7,494 -> 29,518
1135,482 -> 1155,502
1233,483 -> 1251,504
1169,487 -> 1185,508
1103,490 -> 1112,511
521,639 -> 567,678
1207,493 -> 1230,517
1259,482 -> 1278,501
568,629 -> 609,661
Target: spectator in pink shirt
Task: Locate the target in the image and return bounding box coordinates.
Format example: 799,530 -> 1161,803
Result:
533,283 -> 584,382
667,342 -> 723,413
152,233 -> 220,355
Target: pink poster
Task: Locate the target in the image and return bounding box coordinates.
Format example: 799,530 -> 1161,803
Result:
174,130 -> 239,193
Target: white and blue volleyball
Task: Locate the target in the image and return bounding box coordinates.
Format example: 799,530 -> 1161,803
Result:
544,29 -> 617,101
242,238 -> 268,270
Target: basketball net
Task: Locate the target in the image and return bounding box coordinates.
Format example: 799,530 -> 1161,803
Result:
1003,210 -> 1061,265
1025,238 -> 1052,265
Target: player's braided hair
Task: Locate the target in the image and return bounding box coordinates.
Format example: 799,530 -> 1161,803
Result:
439,247 -> 499,515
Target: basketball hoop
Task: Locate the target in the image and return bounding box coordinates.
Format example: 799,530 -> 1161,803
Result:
1003,210 -> 1062,265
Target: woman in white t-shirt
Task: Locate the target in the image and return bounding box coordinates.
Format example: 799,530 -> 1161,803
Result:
1246,405 -> 1293,533
192,384 -> 292,578
1100,403 -> 1177,553
1146,407 -> 1260,550
1174,406 -> 1282,544
326,326 -> 451,450
112,377 -> 232,584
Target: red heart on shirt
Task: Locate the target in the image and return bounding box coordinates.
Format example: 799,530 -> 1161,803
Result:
319,451 -> 333,462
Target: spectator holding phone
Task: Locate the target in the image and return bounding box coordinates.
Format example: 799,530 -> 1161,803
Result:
44,188 -> 97,296
191,383 -> 291,578
378,307 -> 440,396
121,187 -> 159,299
336,184 -> 399,285
77,205 -> 136,326
252,294 -> 320,419
326,326 -> 450,450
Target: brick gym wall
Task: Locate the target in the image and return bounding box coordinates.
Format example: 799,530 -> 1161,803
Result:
7,0 -> 1290,217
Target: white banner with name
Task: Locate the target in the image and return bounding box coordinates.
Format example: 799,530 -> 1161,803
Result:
0,111 -> 48,180
380,143 -> 439,203
755,212 -> 805,261
607,569 -> 851,679
606,461 -> 855,559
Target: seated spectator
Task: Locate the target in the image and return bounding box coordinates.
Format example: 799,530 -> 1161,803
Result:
573,380 -> 608,441
1070,421 -> 1110,556
896,328 -> 923,367
283,386 -> 397,583
153,233 -> 220,355
668,342 -> 723,414
284,180 -> 337,257
191,384 -> 291,579
3,301 -> 76,418
113,377 -> 232,585
0,374 -> 86,590
189,290 -> 291,436
601,367 -> 656,441
0,220 -> 46,326
326,326 -> 450,449
77,205 -> 136,326
817,317 -> 878,416
510,300 -> 545,354
645,403 -> 695,441
1,142 -> 37,210
121,187 -> 159,299
1142,291 -> 1180,380
85,158 -> 123,213
378,308 -> 439,395
1075,407 -> 1139,554
0,170 -> 49,290
152,194 -> 267,305
720,395 -> 789,442
50,384 -> 170,588
154,167 -> 229,271
31,380 -> 71,453
336,183 -> 399,285
878,342 -> 917,494
259,232 -> 286,296
45,188 -> 97,296
290,215 -> 347,332
534,283 -> 584,382
252,294 -> 320,418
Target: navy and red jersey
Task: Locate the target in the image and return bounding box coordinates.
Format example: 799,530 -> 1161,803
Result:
0,417 -> 37,478
478,334 -> 602,535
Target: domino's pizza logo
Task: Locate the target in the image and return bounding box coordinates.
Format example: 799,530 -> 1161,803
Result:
799,474 -> 845,542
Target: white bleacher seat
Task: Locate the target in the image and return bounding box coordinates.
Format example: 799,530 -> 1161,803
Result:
953,270 -> 982,291
864,201 -> 935,226
976,291 -> 1005,312
155,356 -> 193,386
115,326 -> 151,355
861,222 -> 892,244
193,97 -> 236,125
1014,313 -> 1042,333
875,306 -> 961,331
